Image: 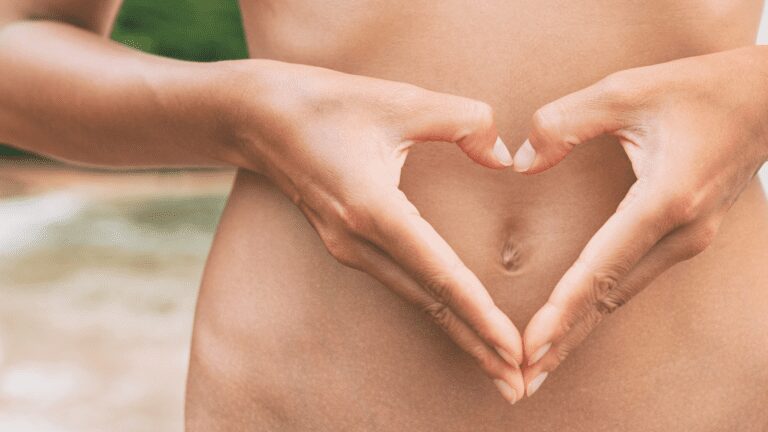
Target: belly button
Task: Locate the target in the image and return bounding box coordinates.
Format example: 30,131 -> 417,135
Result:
500,238 -> 525,274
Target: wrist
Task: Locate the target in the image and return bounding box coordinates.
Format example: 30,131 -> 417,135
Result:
195,59 -> 317,172
148,59 -> 255,168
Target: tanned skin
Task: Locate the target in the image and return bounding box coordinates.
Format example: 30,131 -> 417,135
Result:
1,1 -> 767,430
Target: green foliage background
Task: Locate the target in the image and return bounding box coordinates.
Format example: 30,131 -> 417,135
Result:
111,0 -> 247,62
0,0 -> 247,156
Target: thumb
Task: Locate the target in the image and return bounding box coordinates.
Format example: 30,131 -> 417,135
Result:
403,91 -> 513,169
514,76 -> 631,174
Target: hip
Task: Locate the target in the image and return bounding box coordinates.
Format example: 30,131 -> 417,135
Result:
186,164 -> 768,431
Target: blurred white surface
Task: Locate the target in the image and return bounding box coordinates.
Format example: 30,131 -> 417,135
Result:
0,167 -> 232,432
0,192 -> 87,255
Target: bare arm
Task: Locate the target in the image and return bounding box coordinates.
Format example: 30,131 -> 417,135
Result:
0,0 -> 233,167
0,1 -> 528,402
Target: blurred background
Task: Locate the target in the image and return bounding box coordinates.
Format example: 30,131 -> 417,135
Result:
0,1 -> 244,431
0,1 -> 767,431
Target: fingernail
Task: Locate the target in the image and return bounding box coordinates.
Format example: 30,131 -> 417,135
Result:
495,347 -> 519,368
513,139 -> 536,172
492,137 -> 514,166
493,379 -> 518,405
527,372 -> 548,397
528,342 -> 551,366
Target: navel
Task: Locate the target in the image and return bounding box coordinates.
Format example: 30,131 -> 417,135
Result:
500,237 -> 525,274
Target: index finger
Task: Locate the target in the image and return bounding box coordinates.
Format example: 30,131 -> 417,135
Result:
366,195 -> 524,368
523,189 -> 671,365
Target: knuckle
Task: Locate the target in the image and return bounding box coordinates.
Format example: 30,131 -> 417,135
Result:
683,221 -> 720,258
531,104 -> 575,157
554,350 -> 569,364
698,220 -> 720,246
595,293 -> 628,315
585,269 -> 621,306
581,269 -> 625,315
467,100 -> 495,130
682,239 -> 707,259
419,261 -> 472,306
332,198 -> 374,236
421,262 -> 468,306
553,344 -> 571,363
553,322 -> 598,364
342,209 -> 371,236
423,274 -> 455,308
593,272 -> 621,296
531,104 -> 562,140
663,192 -> 703,226
393,82 -> 424,103
423,301 -> 453,328
557,309 -> 603,360
549,302 -> 577,335
320,230 -> 358,267
375,81 -> 421,112
579,308 -> 604,334
596,72 -> 633,103
470,345 -> 496,372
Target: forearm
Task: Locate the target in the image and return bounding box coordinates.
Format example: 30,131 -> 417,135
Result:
0,19 -> 234,168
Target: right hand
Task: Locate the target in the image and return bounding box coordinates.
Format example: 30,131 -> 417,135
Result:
220,60 -> 524,403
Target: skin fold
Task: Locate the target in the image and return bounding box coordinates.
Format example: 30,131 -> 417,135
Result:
0,1 -> 767,431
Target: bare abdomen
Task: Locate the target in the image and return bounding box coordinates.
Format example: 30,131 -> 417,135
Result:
186,1 -> 768,430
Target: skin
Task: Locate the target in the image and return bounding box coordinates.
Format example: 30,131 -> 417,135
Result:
195,1 -> 768,430
0,0 -> 767,430
516,47 -> 768,392
0,0 -> 525,400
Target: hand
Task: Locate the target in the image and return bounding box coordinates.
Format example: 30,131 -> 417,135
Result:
221,60 -> 525,403
512,47 -> 768,396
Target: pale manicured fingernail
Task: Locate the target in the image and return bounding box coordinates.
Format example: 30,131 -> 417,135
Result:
527,372 -> 548,397
492,137 -> 514,166
527,342 -> 551,366
495,347 -> 519,368
513,139 -> 536,172
493,379 -> 518,405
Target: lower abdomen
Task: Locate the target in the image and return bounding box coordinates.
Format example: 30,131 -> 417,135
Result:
188,158 -> 768,430
188,1 -> 768,428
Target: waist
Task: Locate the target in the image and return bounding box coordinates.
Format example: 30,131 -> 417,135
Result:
191,2 -> 768,427
190,162 -> 768,431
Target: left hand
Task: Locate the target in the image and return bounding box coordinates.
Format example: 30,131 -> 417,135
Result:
512,46 -> 768,397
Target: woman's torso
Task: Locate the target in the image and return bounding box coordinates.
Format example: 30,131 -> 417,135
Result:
186,1 -> 768,430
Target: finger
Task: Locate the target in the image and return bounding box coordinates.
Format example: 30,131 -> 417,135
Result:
522,220 -> 718,396
521,226 -> 688,396
365,194 -> 525,369
402,91 -> 513,169
351,240 -> 524,404
514,74 -> 634,174
523,188 -> 670,371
